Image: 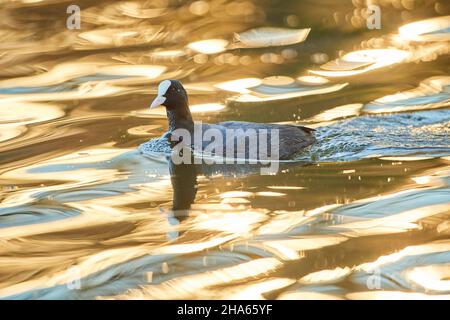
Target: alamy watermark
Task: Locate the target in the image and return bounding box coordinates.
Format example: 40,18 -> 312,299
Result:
366,267 -> 381,290
66,265 -> 82,290
169,121 -> 280,175
66,5 -> 81,30
366,4 -> 381,30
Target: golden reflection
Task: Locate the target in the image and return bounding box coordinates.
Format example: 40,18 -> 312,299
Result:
149,50 -> 186,62
399,16 -> 450,42
229,82 -> 348,103
192,211 -> 266,234
257,210 -> 307,235
234,27 -> 310,48
142,102 -> 226,117
189,103 -> 226,113
0,207 -> 246,298
0,146 -> 171,211
262,236 -> 347,260
187,39 -> 229,54
320,60 -> 373,71
298,267 -> 351,285
127,124 -> 162,136
329,203 -> 450,235
304,204 -> 342,217
308,103 -> 363,122
267,186 -> 305,190
347,240 -> 450,299
221,197 -> 250,204
411,168 -> 450,187
311,49 -> 410,77
279,291 -> 343,300
356,241 -> 450,272
406,264 -> 450,292
214,78 -> 262,93
116,1 -> 168,19
104,258 -> 283,299
0,242 -> 165,298
297,75 -> 330,85
220,191 -> 254,198
79,1 -> 168,26
76,26 -> 165,49
437,221 -> 450,235
189,1 -> 210,16
347,291 -> 450,300
0,101 -> 64,143
1,0 -> 449,301
0,62 -> 167,88
0,83 -> 133,102
256,191 -> 286,197
0,125 -> 25,143
412,176 -> 432,185
154,235 -> 237,255
219,278 -> 295,299
151,50 -> 185,57
364,76 -> 450,113
262,76 -> 295,86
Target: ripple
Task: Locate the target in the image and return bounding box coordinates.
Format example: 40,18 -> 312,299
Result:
307,103 -> 363,122
0,61 -> 167,89
76,26 -> 165,50
298,267 -> 351,285
127,125 -> 163,136
302,109 -> 450,162
399,16 -> 450,42
233,27 -> 310,48
350,240 -> 450,294
364,76 -> 450,114
0,101 -> 64,143
228,78 -> 348,104
187,39 -> 229,54
214,78 -> 262,93
102,258 -> 284,299
310,49 -> 410,77
1,0 -> 449,301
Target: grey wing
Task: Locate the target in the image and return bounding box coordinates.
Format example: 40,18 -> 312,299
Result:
219,121 -> 316,159
276,125 -> 316,159
197,123 -> 228,155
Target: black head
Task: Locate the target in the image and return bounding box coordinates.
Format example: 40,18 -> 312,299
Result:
150,80 -> 189,110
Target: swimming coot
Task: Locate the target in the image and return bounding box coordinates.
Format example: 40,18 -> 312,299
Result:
149,80 -> 316,160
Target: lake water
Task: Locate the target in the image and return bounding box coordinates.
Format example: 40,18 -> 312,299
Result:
0,0 -> 449,299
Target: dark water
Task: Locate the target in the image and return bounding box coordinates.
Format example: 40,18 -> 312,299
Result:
0,0 -> 449,299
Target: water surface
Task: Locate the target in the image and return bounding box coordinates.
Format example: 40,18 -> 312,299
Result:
0,0 -> 449,299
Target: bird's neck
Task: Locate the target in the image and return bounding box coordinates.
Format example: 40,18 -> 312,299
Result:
167,103 -> 194,132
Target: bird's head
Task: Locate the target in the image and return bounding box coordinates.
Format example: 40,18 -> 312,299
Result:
150,80 -> 189,110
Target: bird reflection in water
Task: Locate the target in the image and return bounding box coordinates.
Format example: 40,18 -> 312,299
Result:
167,149 -> 198,224
166,145 -> 310,229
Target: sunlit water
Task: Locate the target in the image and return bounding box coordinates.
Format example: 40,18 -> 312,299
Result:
0,0 -> 449,300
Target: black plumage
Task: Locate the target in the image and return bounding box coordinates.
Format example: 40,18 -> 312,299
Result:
150,80 -> 316,160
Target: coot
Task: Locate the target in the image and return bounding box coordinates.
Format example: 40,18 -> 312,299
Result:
148,80 -> 316,160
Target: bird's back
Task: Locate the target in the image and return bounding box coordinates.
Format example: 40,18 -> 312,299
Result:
198,121 -> 315,160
